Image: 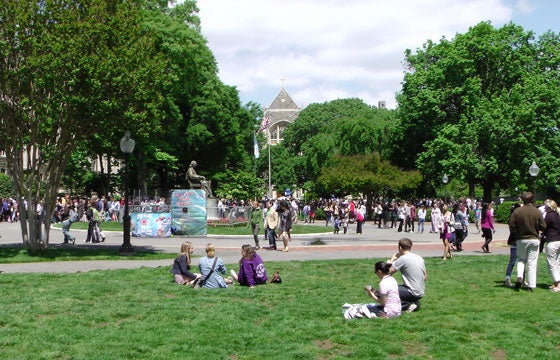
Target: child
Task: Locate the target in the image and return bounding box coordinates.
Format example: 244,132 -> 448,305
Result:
61,211 -> 79,244
333,216 -> 340,234
342,213 -> 349,234
364,261 -> 401,318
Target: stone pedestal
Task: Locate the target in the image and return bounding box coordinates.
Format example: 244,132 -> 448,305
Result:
207,197 -> 218,220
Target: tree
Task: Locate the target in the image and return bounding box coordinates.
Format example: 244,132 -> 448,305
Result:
317,154 -> 422,216
395,22 -> 560,201
0,0 -> 160,251
280,98 -> 398,192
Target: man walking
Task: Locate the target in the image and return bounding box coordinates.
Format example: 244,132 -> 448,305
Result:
389,238 -> 427,312
508,192 -> 546,292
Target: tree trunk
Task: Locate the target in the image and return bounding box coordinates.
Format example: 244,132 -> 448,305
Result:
482,181 -> 493,203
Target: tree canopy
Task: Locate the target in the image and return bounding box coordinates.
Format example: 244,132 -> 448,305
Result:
276,98 -> 398,196
0,0 -> 257,251
394,21 -> 560,201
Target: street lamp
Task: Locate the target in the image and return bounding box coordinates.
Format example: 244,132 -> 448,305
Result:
442,174 -> 449,203
529,161 -> 540,197
119,131 -> 136,255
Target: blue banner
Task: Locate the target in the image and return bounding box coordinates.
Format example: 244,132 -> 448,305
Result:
171,189 -> 207,236
131,212 -> 172,238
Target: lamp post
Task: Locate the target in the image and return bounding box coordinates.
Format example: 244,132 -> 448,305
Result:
442,174 -> 449,203
119,131 -> 135,255
529,161 -> 540,197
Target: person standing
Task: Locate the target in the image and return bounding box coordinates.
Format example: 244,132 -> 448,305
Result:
430,203 -> 441,234
504,203 -> 521,287
481,203 -> 495,253
264,200 -> 279,250
441,204 -> 454,260
543,200 -> 560,292
509,192 -> 546,292
278,201 -> 292,252
356,207 -> 365,234
474,202 -> 482,233
452,203 -> 467,252
388,238 -> 427,312
408,202 -> 416,233
417,205 -> 427,233
249,201 -> 263,250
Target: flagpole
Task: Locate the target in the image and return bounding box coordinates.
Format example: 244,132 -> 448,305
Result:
268,126 -> 272,198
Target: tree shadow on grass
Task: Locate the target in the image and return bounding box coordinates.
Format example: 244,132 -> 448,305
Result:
0,243 -> 167,262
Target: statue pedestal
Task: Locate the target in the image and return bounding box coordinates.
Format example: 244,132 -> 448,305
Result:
207,197 -> 218,220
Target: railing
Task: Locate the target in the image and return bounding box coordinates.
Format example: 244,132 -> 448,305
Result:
207,206 -> 251,226
126,204 -> 251,226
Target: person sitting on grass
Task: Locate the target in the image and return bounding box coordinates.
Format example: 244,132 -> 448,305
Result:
198,243 -> 234,289
230,244 -> 268,288
170,241 -> 201,286
388,238 -> 426,313
364,261 -> 401,318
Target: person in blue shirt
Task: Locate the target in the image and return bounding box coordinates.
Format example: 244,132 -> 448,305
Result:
198,243 -> 233,289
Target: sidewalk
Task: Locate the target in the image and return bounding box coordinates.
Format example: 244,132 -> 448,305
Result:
0,221 -> 511,273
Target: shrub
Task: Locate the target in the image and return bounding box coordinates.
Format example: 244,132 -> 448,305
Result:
494,201 -> 517,223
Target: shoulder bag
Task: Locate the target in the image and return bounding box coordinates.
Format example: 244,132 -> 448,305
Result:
194,257 -> 218,288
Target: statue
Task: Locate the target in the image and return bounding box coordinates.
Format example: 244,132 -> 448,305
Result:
187,160 -> 213,198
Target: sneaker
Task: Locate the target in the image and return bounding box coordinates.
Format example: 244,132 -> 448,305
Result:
514,277 -> 523,290
550,286 -> 560,293
230,269 -> 238,282
406,303 -> 418,313
504,279 -> 513,288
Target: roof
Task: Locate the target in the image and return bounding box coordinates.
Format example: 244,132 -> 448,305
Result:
267,87 -> 300,110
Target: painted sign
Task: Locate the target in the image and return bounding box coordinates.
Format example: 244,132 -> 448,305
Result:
131,212 -> 172,238
171,189 -> 207,236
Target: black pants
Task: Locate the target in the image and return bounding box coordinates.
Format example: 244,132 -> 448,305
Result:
398,285 -> 422,311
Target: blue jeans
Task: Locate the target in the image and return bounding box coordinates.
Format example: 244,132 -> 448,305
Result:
398,285 -> 422,311
506,246 -> 516,278
267,228 -> 277,248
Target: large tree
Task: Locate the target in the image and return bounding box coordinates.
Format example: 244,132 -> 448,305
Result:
279,98 -> 398,195
317,154 -> 422,201
0,0 -> 162,251
395,22 -> 560,201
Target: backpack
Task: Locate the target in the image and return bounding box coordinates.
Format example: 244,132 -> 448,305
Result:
86,207 -> 94,221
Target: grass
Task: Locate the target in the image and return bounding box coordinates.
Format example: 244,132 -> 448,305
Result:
0,246 -> 172,264
2,255 -> 560,359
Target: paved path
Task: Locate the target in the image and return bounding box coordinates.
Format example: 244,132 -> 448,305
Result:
0,221 -> 512,273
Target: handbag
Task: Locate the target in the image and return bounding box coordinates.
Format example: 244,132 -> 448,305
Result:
193,257 -> 218,288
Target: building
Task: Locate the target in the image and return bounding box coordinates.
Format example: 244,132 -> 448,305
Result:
264,87 -> 301,145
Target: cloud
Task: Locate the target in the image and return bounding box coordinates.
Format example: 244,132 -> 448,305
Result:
197,0 -> 524,109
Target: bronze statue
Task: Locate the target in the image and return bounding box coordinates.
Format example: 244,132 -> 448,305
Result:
187,160 -> 213,198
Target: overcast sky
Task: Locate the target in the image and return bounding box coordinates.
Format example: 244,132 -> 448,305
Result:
196,0 -> 560,110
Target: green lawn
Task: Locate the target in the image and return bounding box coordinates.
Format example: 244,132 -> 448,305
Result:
2,255 -> 559,359
3,222 -> 329,264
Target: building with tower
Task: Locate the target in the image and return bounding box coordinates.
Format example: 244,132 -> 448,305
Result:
264,86 -> 301,145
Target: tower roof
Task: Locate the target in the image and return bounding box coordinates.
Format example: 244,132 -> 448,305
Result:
267,87 -> 300,110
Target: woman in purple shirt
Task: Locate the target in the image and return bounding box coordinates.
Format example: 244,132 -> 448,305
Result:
231,245 -> 268,287
481,202 -> 495,253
